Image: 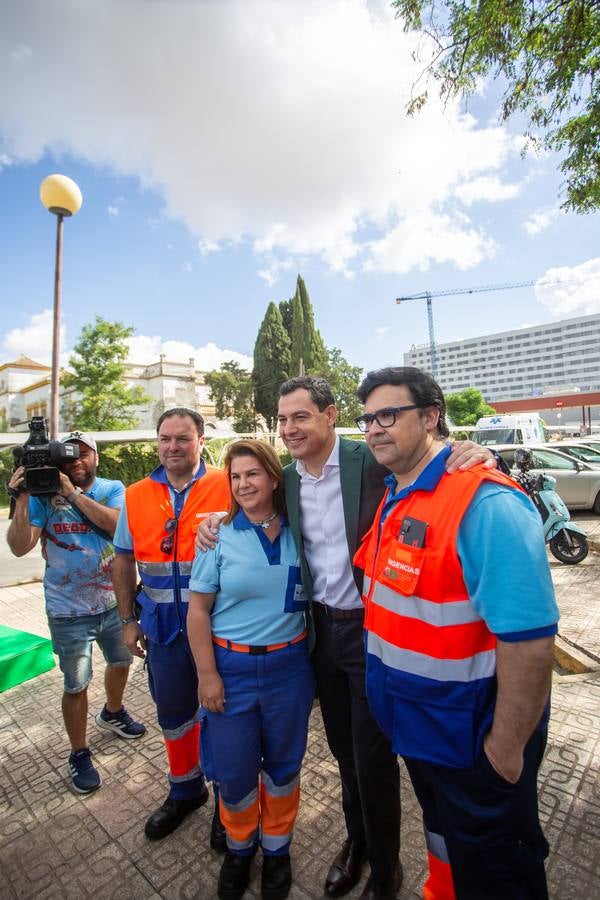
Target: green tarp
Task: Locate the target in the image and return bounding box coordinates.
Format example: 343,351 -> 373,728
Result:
0,624 -> 55,692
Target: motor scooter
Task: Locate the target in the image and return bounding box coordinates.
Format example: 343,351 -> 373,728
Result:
513,451 -> 588,564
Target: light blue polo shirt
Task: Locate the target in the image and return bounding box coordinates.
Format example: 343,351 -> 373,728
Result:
381,446 -> 559,640
189,509 -> 307,646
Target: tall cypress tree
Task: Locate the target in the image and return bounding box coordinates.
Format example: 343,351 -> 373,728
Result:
252,302 -> 291,431
289,291 -> 305,376
279,297 -> 293,336
296,275 -> 328,375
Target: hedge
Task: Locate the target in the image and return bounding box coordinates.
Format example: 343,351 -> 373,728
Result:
0,439 -> 294,507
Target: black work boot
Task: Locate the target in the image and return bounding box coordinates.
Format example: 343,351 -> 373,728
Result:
144,784 -> 209,839
218,851 -> 253,900
261,854 -> 292,900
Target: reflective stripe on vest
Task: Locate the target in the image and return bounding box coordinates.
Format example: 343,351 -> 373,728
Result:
354,465 -> 526,767
367,631 -> 496,682
370,581 -> 483,627
125,470 -> 230,602
137,560 -> 193,604
358,467 -> 522,679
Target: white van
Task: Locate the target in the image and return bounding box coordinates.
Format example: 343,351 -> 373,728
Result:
471,414 -> 546,446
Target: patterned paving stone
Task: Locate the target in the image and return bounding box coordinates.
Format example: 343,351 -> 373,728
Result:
1,555 -> 599,899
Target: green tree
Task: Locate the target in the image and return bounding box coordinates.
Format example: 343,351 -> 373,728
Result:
279,297 -> 293,336
325,347 -> 364,427
289,291 -> 305,377
205,361 -> 257,432
63,317 -> 150,430
392,0 -> 600,211
253,303 -> 291,431
297,275 -> 328,374
445,388 -> 496,426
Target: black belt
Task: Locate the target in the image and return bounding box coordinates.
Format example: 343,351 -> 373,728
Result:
313,603 -> 364,620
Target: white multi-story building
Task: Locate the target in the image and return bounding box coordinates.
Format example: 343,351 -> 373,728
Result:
404,312 -> 600,402
0,355 -> 219,432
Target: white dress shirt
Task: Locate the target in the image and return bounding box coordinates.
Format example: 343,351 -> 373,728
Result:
296,435 -> 363,610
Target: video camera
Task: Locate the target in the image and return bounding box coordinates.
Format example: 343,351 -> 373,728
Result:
12,417 -> 80,495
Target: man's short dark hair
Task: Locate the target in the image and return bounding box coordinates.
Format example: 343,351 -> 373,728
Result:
278,376 -> 335,411
357,367 -> 450,439
156,407 -> 205,437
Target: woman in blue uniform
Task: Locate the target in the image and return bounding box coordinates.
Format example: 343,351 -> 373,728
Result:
188,440 -> 314,900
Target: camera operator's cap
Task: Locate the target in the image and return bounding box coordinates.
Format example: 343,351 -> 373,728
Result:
61,431 -> 97,452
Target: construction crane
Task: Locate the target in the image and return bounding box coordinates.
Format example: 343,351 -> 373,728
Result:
396,279 -> 540,378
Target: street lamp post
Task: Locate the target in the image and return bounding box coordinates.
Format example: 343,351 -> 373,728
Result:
39,174 -> 82,438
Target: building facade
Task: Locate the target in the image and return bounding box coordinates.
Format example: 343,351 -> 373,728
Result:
404,313 -> 600,403
0,355 -> 219,432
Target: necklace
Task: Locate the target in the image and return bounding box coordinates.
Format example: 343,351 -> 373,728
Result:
249,511 -> 278,529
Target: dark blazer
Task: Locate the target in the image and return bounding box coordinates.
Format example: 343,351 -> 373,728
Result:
284,437 -> 388,601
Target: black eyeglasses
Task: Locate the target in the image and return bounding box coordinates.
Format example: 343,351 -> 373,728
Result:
355,405 -> 420,433
160,517 -> 179,554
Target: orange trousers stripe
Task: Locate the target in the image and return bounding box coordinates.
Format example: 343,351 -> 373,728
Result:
220,794 -> 260,843
260,782 -> 300,837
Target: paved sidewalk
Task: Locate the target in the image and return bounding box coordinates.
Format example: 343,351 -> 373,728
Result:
1,548 -> 599,898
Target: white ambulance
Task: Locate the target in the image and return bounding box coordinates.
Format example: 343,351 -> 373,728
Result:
471,414 -> 546,446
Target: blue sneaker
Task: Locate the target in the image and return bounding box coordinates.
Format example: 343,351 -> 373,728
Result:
95,704 -> 146,739
68,748 -> 101,794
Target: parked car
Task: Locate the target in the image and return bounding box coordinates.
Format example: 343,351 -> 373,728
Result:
545,443 -> 600,467
496,444 -> 600,514
560,439 -> 600,454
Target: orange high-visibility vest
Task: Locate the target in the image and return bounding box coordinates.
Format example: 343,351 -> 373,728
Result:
125,468 -> 230,644
354,465 -> 525,768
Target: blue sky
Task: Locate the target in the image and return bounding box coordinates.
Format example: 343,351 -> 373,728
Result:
1,0 -> 599,377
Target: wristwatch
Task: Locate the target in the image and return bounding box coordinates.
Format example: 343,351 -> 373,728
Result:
67,487 -> 83,504
120,615 -> 138,625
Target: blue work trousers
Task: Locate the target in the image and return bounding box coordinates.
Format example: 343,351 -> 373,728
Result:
405,729 -> 549,899
200,639 -> 314,856
146,633 -> 206,801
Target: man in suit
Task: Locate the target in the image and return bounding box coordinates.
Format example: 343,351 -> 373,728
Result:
277,376 -> 496,900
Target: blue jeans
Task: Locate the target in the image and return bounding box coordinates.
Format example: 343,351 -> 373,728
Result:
48,606 -> 131,693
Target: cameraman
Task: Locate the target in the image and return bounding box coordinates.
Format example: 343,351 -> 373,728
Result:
7,431 -> 146,795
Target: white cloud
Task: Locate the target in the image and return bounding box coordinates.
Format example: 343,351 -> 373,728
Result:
198,239 -> 220,257
107,195 -> 125,217
523,206 -> 560,236
535,258 -> 600,317
1,311 -> 252,374
0,0 -> 522,277
375,326 -> 389,341
126,335 -> 252,371
182,261 -> 192,272
257,256 -> 295,287
1,309 -> 68,366
0,153 -> 12,169
454,176 -> 521,206
365,210 -> 497,274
